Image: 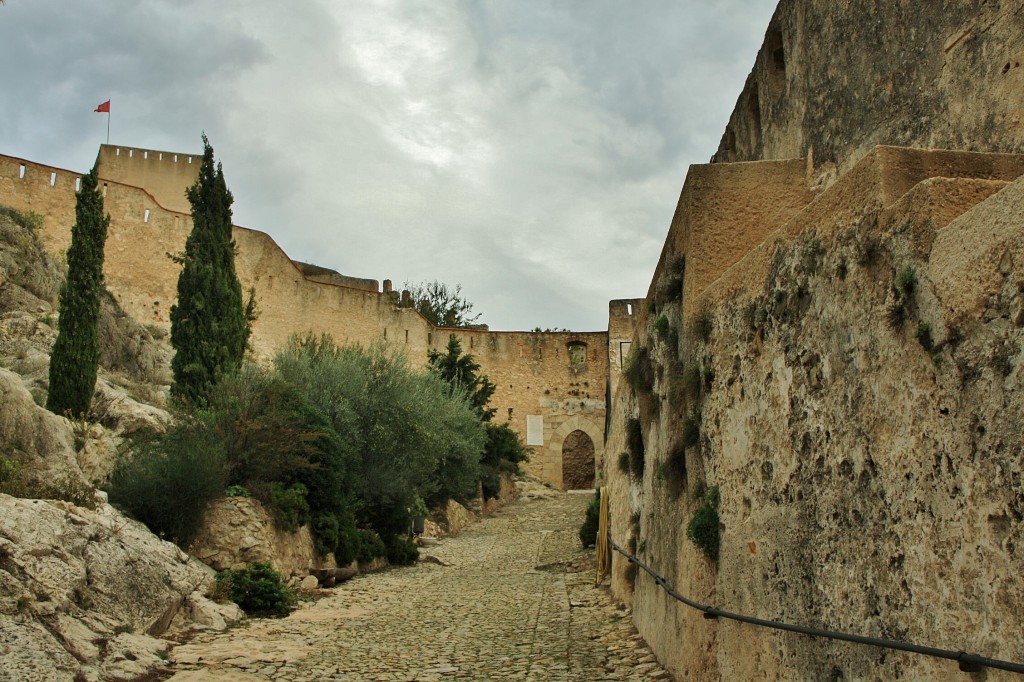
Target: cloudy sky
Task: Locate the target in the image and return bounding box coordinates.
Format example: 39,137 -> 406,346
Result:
1,0 -> 777,331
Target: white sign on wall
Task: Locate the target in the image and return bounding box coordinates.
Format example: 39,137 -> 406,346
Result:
526,415 -> 544,446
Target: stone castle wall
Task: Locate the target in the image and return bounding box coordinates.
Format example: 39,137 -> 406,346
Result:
600,3 -> 1024,678
606,145 -> 1024,679
0,148 -> 607,489
713,1 -> 1024,183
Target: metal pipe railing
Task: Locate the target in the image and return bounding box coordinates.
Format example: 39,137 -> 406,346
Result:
609,539 -> 1024,675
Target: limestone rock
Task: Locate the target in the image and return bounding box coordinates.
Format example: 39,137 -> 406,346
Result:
189,496 -> 334,578
428,499 -> 477,537
0,494 -> 226,681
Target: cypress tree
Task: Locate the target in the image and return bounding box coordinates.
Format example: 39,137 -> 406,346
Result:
47,164 -> 110,418
170,135 -> 249,405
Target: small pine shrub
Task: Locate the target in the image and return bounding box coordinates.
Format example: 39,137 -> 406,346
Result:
356,528 -> 387,563
216,562 -> 295,617
579,492 -> 600,548
225,485 -> 251,498
626,418 -> 645,478
269,483 -> 310,532
313,513 -> 341,559
386,535 -> 419,565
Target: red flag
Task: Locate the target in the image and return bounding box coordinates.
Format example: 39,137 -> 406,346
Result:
94,100 -> 110,113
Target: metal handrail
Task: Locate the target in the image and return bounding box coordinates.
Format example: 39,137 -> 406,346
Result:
609,539 -> 1024,675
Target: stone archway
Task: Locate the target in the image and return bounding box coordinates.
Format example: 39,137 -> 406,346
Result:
561,429 -> 595,490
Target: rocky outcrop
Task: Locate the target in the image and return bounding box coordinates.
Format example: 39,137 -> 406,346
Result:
189,496 -> 336,578
0,494 -> 241,682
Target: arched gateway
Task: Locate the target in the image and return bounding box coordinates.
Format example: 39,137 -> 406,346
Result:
561,429 -> 595,489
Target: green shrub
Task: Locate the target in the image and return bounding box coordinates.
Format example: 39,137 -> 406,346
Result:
665,444 -> 687,497
682,415 -> 700,448
686,485 -> 721,562
896,265 -> 917,298
107,418 -> 227,547
617,452 -> 630,475
225,485 -> 251,498
623,346 -> 654,394
215,562 -> 295,617
654,315 -> 670,340
269,483 -> 310,531
691,309 -> 713,344
579,492 -> 600,548
916,321 -> 934,351
481,423 -> 529,500
312,513 -> 341,559
626,418 -> 645,478
356,528 -> 387,563
680,364 -> 702,404
385,535 -> 419,565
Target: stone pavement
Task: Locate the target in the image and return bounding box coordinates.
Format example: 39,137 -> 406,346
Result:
166,491 -> 673,681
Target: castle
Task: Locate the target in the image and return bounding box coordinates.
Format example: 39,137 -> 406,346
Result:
0,143 -> 628,490
2,0 -> 1024,677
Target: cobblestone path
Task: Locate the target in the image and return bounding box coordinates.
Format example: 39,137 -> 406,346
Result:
167,491 -> 672,681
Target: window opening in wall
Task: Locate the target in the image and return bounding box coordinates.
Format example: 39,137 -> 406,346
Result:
470,336 -> 474,348
626,303 -> 633,315
143,151 -> 148,159
129,149 -> 133,157
188,156 -> 192,164
116,148 -> 120,156
174,154 -> 178,162
144,209 -> 151,223
18,165 -> 25,179
49,172 -> 57,186
102,183 -> 108,197
159,153 -> 163,160
568,341 -> 587,369
75,177 -> 81,191
619,341 -> 632,370
428,332 -> 433,345
405,330 -> 409,343
384,328 -> 387,339
507,408 -> 513,420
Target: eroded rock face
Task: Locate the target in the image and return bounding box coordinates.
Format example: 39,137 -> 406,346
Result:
189,496 -> 334,578
0,494 -> 240,681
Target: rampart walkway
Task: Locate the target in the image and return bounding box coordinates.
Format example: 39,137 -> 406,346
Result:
167,492 -> 672,681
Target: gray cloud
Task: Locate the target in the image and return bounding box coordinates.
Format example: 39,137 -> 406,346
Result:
0,0 -> 777,331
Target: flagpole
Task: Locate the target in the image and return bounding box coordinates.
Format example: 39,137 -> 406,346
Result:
106,108 -> 110,144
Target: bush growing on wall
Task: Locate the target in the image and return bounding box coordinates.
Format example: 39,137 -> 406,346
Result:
626,417 -> 645,477
686,485 -> 721,562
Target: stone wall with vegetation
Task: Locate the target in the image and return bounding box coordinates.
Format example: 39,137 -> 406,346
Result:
604,147 -> 1024,679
